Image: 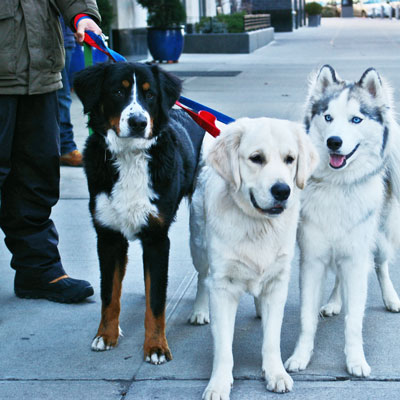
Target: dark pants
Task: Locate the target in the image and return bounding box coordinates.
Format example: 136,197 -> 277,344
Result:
0,93 -> 66,282
57,46 -> 77,155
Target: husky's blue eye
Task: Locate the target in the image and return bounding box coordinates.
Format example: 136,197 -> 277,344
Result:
324,114 -> 333,122
351,116 -> 363,124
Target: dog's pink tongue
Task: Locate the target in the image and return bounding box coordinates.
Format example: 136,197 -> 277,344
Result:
330,154 -> 345,168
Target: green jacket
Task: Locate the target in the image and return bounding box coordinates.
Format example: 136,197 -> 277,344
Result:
0,0 -> 100,95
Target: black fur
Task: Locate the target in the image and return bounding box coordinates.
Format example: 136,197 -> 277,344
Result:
74,62 -> 205,357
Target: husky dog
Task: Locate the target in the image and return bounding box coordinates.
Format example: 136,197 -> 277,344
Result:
285,65 -> 400,377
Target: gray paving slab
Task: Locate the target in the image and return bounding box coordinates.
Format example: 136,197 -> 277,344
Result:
126,380 -> 400,400
0,381 -> 123,400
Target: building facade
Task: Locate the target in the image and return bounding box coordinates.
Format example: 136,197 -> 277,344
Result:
111,0 -> 217,60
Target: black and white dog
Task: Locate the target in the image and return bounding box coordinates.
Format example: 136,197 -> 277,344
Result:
74,62 -> 205,364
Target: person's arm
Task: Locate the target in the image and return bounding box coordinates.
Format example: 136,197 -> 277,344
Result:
73,13 -> 102,43
56,0 -> 101,39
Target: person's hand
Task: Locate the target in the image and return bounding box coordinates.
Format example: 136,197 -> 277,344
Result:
75,18 -> 102,43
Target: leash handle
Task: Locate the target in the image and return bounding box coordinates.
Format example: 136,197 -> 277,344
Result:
74,14 -> 127,62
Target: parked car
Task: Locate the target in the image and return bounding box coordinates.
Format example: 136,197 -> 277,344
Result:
353,0 -> 368,16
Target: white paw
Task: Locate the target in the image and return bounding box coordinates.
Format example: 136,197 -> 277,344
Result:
284,352 -> 311,372
91,325 -> 122,352
384,298 -> 400,313
265,371 -> 293,393
346,359 -> 371,377
202,379 -> 232,400
91,336 -> 114,352
320,302 -> 342,317
145,353 -> 168,365
189,310 -> 210,325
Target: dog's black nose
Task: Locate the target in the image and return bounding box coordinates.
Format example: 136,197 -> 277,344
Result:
271,183 -> 291,201
128,114 -> 148,132
327,136 -> 342,151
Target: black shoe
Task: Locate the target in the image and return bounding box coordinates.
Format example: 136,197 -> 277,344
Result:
15,275 -> 94,303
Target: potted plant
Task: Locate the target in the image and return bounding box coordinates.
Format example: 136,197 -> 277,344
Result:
305,2 -> 323,27
137,0 -> 186,63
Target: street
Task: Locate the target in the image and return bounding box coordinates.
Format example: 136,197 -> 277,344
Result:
1,17 -> 400,399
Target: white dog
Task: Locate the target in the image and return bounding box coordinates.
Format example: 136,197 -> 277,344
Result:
285,65 -> 400,378
189,118 -> 318,399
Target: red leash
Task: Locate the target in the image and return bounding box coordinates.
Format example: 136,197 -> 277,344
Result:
175,101 -> 221,138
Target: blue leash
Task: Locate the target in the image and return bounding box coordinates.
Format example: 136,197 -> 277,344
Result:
178,96 -> 235,125
80,29 -> 235,130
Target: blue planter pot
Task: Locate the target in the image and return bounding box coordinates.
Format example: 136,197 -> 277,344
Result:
308,14 -> 321,27
68,45 -> 109,84
147,27 -> 184,62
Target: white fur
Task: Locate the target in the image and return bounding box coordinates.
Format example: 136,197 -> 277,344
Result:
119,74 -> 152,139
91,326 -> 122,351
95,130 -> 158,240
285,66 -> 400,378
190,118 -> 318,399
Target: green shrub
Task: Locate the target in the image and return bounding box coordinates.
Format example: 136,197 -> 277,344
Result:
321,6 -> 337,17
217,11 -> 246,33
196,17 -> 228,34
137,0 -> 186,28
196,12 -> 247,34
305,2 -> 323,15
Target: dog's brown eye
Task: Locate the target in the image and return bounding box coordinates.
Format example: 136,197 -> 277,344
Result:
249,154 -> 264,164
113,89 -> 123,97
146,92 -> 154,100
285,155 -> 295,164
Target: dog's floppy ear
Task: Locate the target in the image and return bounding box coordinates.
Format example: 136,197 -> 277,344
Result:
295,123 -> 319,189
151,65 -> 182,125
358,68 -> 384,99
73,63 -> 109,114
207,120 -> 245,191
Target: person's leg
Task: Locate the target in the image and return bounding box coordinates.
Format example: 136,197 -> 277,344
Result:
0,93 -> 93,302
58,47 -> 82,166
58,47 -> 77,156
0,96 -> 16,187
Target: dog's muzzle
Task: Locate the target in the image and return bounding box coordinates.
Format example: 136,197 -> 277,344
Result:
127,114 -> 148,138
250,188 -> 288,216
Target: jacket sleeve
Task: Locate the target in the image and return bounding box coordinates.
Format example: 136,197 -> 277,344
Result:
56,0 -> 101,30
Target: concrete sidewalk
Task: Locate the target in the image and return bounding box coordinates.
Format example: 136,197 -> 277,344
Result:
2,18 -> 400,399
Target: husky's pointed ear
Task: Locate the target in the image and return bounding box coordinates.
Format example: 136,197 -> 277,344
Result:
207,120 -> 245,191
295,123 -> 319,189
151,65 -> 182,126
73,63 -> 109,114
358,68 -> 383,98
314,65 -> 339,93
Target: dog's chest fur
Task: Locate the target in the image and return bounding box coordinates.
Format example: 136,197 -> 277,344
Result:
301,173 -> 384,244
95,150 -> 158,240
205,179 -> 298,296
